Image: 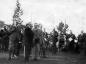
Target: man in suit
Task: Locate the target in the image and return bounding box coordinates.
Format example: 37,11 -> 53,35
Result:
24,23 -> 34,62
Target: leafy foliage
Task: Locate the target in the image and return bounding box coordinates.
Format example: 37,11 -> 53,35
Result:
0,21 -> 5,28
57,22 -> 68,34
13,0 -> 23,26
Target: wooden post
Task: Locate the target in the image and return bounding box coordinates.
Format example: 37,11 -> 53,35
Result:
24,45 -> 25,58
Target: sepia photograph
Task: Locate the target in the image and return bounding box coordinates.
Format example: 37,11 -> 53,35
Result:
0,0 -> 86,64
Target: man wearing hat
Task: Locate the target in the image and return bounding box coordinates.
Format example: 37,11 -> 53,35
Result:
23,22 -> 34,62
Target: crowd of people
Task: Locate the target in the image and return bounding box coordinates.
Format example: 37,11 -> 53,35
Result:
0,22 -> 86,62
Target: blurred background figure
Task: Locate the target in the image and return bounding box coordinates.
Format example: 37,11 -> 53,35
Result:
32,23 -> 41,60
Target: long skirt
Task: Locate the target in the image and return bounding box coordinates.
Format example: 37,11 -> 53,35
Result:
32,43 -> 40,59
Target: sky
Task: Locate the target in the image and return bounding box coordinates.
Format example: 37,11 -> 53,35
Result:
0,0 -> 86,36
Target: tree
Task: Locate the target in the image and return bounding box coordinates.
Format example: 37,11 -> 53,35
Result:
57,22 -> 64,34
57,22 -> 68,34
0,20 -> 5,28
63,24 -> 69,34
13,0 -> 23,26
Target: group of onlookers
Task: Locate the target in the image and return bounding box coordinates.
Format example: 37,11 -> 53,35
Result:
0,23 -> 86,62
51,29 -> 86,55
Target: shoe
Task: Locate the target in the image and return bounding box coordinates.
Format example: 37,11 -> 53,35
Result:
25,60 -> 29,62
25,58 -> 29,62
11,56 -> 15,59
42,56 -> 47,58
37,57 -> 40,59
15,56 -> 18,59
8,58 -> 11,60
14,55 -> 17,58
33,58 -> 38,61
